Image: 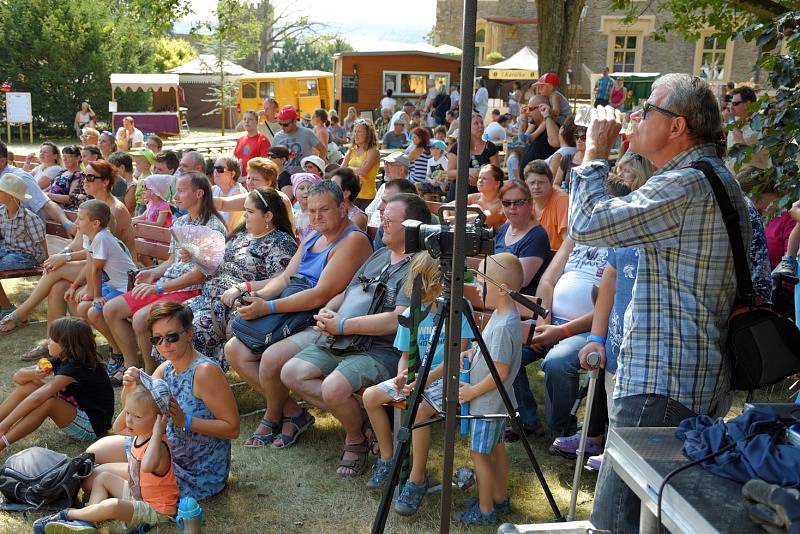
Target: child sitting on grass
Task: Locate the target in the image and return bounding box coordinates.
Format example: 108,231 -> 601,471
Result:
454,252 -> 523,526
362,253 -> 472,510
0,317 -> 113,452
34,374 -> 179,534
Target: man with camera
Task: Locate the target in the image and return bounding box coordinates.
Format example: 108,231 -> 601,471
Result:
281,193 -> 432,476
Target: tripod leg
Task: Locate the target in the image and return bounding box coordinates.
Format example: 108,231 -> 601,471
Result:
463,310 -> 564,521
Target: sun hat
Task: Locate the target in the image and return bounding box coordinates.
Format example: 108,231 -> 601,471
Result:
138,371 -> 171,415
143,174 -> 173,202
290,172 -> 322,198
383,152 -> 410,167
278,105 -> 298,121
534,72 -> 561,87
430,140 -> 447,151
482,122 -> 507,143
129,147 -> 155,165
0,173 -> 31,201
300,155 -> 325,174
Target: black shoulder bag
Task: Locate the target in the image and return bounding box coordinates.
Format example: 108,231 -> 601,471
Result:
694,160 -> 800,391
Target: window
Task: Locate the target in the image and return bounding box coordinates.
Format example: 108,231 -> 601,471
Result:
475,28 -> 486,64
612,35 -> 637,72
693,34 -> 733,81
242,82 -> 257,99
382,71 -> 451,97
258,82 -> 275,99
297,79 -> 318,97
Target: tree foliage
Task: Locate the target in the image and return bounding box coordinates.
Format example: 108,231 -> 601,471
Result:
0,0 -> 187,134
153,37 -> 197,72
269,35 -> 353,72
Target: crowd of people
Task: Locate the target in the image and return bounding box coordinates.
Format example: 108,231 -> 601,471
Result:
0,68 -> 796,532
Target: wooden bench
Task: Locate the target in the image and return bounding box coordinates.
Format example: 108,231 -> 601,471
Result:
133,223 -> 171,262
45,210 -> 78,239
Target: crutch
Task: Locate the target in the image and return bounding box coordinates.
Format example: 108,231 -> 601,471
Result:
567,351 -> 601,521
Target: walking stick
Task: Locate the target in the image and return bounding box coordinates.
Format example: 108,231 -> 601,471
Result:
567,351 -> 601,521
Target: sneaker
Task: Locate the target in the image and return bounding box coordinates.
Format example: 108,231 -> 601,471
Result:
585,453 -> 603,471
465,496 -> 511,515
394,476 -> 429,516
105,353 -> 124,377
504,423 -> 545,442
549,431 -> 603,458
43,518 -> 97,533
453,504 -> 498,526
773,255 -> 799,280
33,510 -> 67,534
109,368 -> 124,387
366,457 -> 393,490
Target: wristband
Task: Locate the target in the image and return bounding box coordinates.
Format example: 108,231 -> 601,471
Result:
184,414 -> 193,433
587,334 -> 607,345
156,281 -> 164,294
561,323 -> 573,338
338,318 -> 347,336
267,300 -> 276,314
244,280 -> 252,292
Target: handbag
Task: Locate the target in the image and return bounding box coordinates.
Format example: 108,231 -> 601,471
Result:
229,275 -> 317,354
694,160 -> 800,391
328,254 -> 411,352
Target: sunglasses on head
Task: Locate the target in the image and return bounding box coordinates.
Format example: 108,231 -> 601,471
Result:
501,198 -> 528,208
213,165 -> 227,173
150,330 -> 185,346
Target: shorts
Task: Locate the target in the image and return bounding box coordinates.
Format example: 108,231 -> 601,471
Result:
93,282 -> 124,312
61,409 -> 96,441
104,480 -> 174,534
419,182 -> 444,194
294,344 -> 392,390
122,288 -> 200,314
0,248 -> 37,270
375,377 -> 444,412
470,418 -> 504,455
283,326 -> 324,353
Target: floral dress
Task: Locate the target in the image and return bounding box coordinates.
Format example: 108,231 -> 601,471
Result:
48,169 -> 86,210
188,229 -> 298,365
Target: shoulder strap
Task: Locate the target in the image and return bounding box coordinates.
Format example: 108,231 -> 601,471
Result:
691,160 -> 756,306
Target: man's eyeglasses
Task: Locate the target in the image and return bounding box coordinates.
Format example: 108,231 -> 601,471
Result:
213,165 -> 227,173
731,100 -> 745,107
278,122 -> 291,127
150,330 -> 185,346
576,135 -> 587,141
641,102 -> 682,120
381,217 -> 401,227
83,173 -> 101,182
501,198 -> 528,208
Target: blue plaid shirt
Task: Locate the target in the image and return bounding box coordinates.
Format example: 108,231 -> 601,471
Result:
594,76 -> 614,100
569,144 -> 751,414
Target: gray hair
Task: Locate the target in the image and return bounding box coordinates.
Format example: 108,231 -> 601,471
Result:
181,150 -> 205,170
308,179 -> 344,205
651,73 -> 721,144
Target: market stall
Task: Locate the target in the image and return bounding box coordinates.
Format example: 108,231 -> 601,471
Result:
110,73 -> 182,135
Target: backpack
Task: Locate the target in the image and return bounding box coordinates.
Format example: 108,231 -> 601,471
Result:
0,447 -> 94,511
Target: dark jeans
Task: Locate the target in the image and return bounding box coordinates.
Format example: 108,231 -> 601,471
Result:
590,393 -> 696,533
512,346 -> 542,428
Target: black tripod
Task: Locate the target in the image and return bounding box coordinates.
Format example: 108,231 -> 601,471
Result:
371,262 -> 564,532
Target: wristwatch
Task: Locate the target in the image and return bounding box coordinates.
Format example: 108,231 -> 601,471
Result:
64,252 -> 72,262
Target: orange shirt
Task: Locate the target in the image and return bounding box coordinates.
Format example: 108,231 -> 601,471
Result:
129,435 -> 179,516
535,189 -> 569,250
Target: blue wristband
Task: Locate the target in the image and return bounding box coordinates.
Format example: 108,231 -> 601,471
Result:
184,414 -> 192,433
586,334 -> 606,345
267,300 -> 276,314
156,281 -> 164,294
338,318 -> 346,336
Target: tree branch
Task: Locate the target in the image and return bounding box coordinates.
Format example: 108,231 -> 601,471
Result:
728,0 -> 791,18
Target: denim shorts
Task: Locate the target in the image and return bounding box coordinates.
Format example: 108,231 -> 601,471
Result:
0,248 -> 37,271
93,282 -> 124,312
61,409 -> 96,441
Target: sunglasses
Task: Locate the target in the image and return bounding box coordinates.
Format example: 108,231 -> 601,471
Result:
731,100 -> 745,107
278,122 -> 291,127
213,165 -> 227,173
150,330 -> 185,346
83,173 -> 101,182
501,198 -> 528,208
641,102 -> 682,120
576,135 -> 587,141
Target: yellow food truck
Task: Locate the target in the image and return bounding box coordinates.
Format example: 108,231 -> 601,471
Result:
237,70 -> 334,116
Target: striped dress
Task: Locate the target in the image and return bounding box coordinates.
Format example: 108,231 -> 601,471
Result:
408,145 -> 432,183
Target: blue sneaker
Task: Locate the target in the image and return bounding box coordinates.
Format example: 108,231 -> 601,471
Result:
43,518 -> 97,533
465,496 -> 511,515
453,504 -> 498,526
33,511 -> 67,534
105,353 -> 123,377
366,457 -> 393,490
394,476 -> 429,516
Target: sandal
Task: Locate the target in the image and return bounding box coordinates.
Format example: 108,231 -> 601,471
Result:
362,417 -> 380,457
0,312 -> 28,336
244,418 -> 281,448
20,343 -> 49,362
336,438 -> 369,478
271,409 -> 315,449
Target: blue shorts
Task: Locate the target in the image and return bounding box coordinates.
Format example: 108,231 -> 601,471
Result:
93,282 -> 124,312
470,418 -> 504,455
0,247 -> 37,271
61,409 -> 97,441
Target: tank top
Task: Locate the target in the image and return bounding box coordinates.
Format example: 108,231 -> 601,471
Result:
295,225 -> 362,286
553,90 -> 572,125
409,147 -> 431,183
164,356 -> 231,501
348,148 -> 379,200
128,434 -> 179,516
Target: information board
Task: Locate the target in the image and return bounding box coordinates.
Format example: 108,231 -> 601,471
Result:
5,92 -> 32,123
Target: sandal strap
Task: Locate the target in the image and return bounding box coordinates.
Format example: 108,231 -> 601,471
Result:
281,410 -> 312,432
342,438 -> 369,454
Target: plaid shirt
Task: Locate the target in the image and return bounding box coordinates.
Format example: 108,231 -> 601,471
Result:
594,76 -> 614,100
0,204 -> 46,264
569,144 -> 751,414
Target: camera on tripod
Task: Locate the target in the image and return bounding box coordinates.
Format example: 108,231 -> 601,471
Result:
403,205 -> 495,259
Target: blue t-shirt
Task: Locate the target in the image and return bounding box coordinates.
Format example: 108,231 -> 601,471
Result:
494,222 -> 551,295
605,247 -> 638,375
393,303 -> 473,369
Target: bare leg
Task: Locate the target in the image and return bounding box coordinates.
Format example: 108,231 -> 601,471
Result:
132,305 -> 156,373
0,381 -> 41,422
362,386 -> 394,461
471,450 -> 496,514
6,262 -> 84,323
48,280 -> 72,325
320,371 -> 366,477
257,338 -> 306,432
0,397 -> 77,451
0,283 -> 11,308
226,338 -> 262,393
87,305 -> 120,354
491,442 -> 509,504
83,435 -> 128,490
408,401 -> 437,483
68,471 -> 134,523
103,296 -> 140,369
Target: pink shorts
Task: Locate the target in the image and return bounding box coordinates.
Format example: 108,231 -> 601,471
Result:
122,288 -> 200,314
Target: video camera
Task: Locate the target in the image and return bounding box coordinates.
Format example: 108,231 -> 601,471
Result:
403,206 -> 494,259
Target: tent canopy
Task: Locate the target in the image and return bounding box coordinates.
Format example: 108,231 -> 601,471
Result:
110,73 -> 180,93
167,54 -> 254,77
479,46 -> 539,79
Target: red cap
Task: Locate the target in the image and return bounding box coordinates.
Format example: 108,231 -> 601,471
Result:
277,105 -> 298,121
534,72 -> 560,87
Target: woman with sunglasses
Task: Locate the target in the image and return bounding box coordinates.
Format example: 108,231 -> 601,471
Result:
342,119 -> 380,210
47,146 -> 87,211
212,156 -> 245,233
23,141 -> 62,190
554,126 -> 586,191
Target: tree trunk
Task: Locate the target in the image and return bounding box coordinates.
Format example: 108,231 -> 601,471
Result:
536,0 -> 586,83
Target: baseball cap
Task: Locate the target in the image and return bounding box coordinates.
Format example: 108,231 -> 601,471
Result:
430,140 -> 447,151
302,112 -> 312,120
138,371 -> 171,415
384,152 -> 410,167
277,105 -> 298,121
129,147 -> 155,164
268,145 -> 290,159
534,72 -> 560,87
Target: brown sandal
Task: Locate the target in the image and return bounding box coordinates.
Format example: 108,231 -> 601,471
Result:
337,438 -> 369,478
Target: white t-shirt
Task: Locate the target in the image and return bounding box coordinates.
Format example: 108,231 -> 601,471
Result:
551,244 -> 608,322
212,183 -> 245,225
426,154 -> 448,180
450,90 -> 460,109
380,97 -> 397,112
83,228 -> 137,292
474,87 -> 489,118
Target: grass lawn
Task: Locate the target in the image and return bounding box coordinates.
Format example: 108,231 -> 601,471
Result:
0,276 -> 783,533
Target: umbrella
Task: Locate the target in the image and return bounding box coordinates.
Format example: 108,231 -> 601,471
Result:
170,225 -> 226,275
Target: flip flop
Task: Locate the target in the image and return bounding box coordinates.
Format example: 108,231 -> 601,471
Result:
0,313 -> 28,336
244,418 -> 281,448
271,409 -> 315,449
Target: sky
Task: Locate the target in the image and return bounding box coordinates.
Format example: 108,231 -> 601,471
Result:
180,0 -> 438,51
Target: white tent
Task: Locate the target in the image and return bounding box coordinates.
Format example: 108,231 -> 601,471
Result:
167,54 -> 254,83
478,46 -> 539,79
